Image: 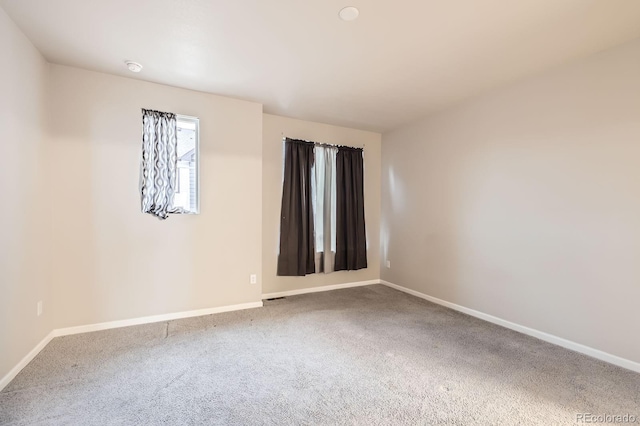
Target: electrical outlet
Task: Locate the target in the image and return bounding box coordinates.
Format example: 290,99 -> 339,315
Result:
386,260 -> 391,268
250,274 -> 257,284
37,301 -> 43,317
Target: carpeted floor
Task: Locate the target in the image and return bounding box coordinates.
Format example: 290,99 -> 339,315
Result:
1,285 -> 639,425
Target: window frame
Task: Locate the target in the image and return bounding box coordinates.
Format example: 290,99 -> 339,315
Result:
175,114 -> 200,215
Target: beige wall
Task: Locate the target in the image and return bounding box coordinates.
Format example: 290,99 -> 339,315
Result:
48,65 -> 263,329
262,114 -> 381,295
381,39 -> 640,363
0,8 -> 52,380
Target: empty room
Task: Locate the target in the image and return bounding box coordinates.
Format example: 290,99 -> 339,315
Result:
1,0 -> 639,424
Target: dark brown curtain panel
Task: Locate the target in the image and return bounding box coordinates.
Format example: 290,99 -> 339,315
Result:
335,147 -> 367,271
277,139 -> 316,276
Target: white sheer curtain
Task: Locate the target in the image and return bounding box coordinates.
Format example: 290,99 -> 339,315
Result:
312,145 -> 337,273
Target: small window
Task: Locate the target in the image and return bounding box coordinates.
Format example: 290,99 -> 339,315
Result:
173,115 -> 199,214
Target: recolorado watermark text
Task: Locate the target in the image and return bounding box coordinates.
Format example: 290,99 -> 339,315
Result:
576,413 -> 638,424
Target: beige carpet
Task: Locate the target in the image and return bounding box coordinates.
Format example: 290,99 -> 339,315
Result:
1,285 -> 638,425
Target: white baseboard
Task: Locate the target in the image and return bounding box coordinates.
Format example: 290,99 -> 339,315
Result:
380,280 -> 640,374
0,301 -> 263,391
53,301 -> 264,337
262,279 -> 380,299
0,330 -> 55,391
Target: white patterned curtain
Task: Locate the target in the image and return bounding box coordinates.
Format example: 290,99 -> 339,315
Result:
140,109 -> 180,220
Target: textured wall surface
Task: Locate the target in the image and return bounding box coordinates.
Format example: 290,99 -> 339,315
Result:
48,65 -> 263,329
381,39 -> 640,363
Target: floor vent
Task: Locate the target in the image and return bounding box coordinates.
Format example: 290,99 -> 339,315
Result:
266,297 -> 286,301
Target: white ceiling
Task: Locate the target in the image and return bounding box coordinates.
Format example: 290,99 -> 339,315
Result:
2,0 -> 640,132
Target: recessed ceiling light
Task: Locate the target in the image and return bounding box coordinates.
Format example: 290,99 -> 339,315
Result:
339,6 -> 359,21
125,60 -> 143,73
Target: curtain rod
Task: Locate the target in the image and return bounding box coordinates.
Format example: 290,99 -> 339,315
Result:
281,134 -> 365,149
